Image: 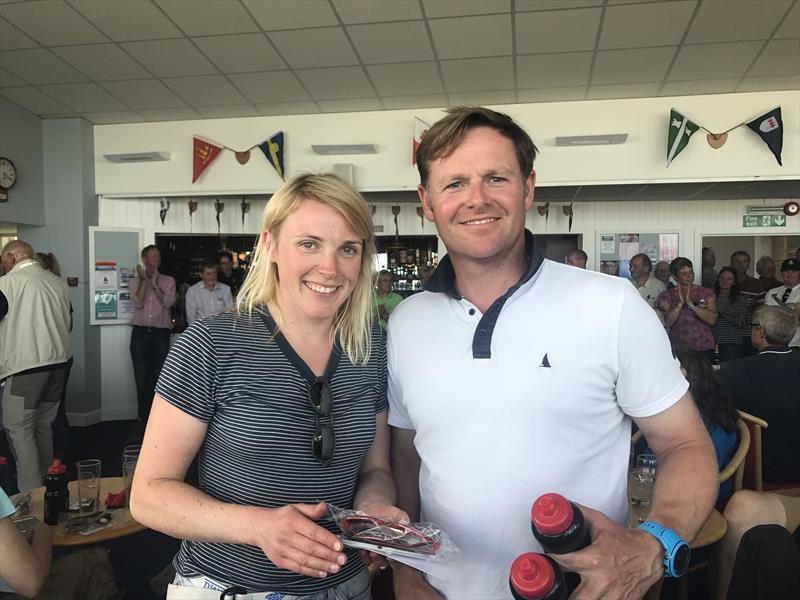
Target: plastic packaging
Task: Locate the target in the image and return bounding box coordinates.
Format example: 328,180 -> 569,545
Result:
43,459 -> 69,525
509,552 -> 569,600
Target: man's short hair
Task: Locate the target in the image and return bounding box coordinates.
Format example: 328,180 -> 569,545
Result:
200,260 -> 218,272
141,244 -> 158,259
730,250 -> 750,264
567,249 -> 587,262
670,256 -> 693,277
415,106 -> 539,187
755,255 -> 774,276
752,305 -> 798,347
1,240 -> 34,260
218,250 -> 233,262
378,269 -> 393,281
631,253 -> 652,273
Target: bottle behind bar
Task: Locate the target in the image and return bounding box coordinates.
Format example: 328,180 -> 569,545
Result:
509,552 -> 568,600
44,459 -> 69,525
712,345 -> 721,367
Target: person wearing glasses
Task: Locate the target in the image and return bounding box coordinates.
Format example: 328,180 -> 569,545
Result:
388,107 -> 718,600
130,174 -> 404,599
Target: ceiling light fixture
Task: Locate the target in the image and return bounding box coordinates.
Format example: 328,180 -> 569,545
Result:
555,134 -> 628,146
103,152 -> 171,163
311,144 -> 378,155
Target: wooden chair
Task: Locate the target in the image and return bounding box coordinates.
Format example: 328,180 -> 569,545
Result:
718,418 -> 750,497
737,410 -> 768,492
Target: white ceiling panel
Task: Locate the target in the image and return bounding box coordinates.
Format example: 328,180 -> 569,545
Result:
333,0 -> 422,24
0,0 -> 106,46
163,75 -> 248,107
296,66 -> 375,99
82,110 -> 145,124
347,21 -> 434,64
738,74 -> 800,91
38,82 -> 127,112
229,71 -> 311,103
122,39 -> 218,77
138,107 -> 202,122
686,0 -> 791,43
99,79 -> 186,110
0,66 -> 26,87
0,19 -> 38,50
71,0 -> 182,42
381,94 -> 447,109
774,2 -> 800,38
517,52 -> 592,88
440,57 -> 513,92
319,97 -> 382,112
423,0 -> 510,18
517,87 -> 586,103
194,105 -> 260,119
269,27 -> 358,69
367,62 -> 443,96
256,101 -> 320,115
516,0 -> 602,11
0,86 -> 71,114
429,14 -> 512,60
193,33 -> 285,73
52,44 -> 151,81
669,41 -> 763,80
600,1 -> 695,49
593,47 -> 676,85
158,0 -> 259,36
660,78 -> 740,96
516,7 -> 601,54
449,90 -> 515,105
243,0 -> 338,30
749,39 -> 800,77
0,48 -> 88,84
588,83 -> 661,100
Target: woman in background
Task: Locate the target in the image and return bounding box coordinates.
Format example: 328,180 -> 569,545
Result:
713,267 -> 750,363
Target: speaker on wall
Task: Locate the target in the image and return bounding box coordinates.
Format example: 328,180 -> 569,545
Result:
331,163 -> 355,186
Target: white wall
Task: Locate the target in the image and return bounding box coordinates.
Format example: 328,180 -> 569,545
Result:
94,91 -> 800,198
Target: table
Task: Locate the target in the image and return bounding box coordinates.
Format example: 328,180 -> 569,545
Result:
13,476 -> 146,546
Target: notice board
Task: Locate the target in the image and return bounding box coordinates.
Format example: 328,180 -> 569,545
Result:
597,232 -> 679,278
89,226 -> 144,325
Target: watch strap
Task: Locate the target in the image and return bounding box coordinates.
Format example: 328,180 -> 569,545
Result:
638,521 -> 690,578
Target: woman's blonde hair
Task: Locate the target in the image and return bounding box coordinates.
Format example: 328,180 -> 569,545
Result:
237,173 -> 376,364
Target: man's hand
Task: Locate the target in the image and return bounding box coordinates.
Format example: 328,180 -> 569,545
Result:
352,501 -> 409,569
549,505 -> 663,600
392,563 -> 445,600
136,264 -> 146,280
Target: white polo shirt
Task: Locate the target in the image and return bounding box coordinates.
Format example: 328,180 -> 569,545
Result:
184,280 -> 233,325
388,232 -> 687,600
765,282 -> 800,347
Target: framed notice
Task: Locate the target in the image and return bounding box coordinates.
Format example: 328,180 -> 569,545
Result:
597,231 -> 680,277
89,227 -> 144,325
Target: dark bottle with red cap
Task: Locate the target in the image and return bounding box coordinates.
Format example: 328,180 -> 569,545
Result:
509,552 -> 569,600
531,493 -> 591,555
44,459 -> 69,525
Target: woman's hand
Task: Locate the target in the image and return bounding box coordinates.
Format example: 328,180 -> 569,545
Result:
254,502 -> 347,578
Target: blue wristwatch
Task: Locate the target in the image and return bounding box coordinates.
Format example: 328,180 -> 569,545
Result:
638,521 -> 691,578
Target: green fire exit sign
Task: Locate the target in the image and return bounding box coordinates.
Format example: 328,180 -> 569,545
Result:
742,215 -> 787,228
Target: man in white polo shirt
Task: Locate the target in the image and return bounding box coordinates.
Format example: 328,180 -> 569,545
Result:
388,107 -> 718,600
764,258 -> 800,347
184,261 -> 233,325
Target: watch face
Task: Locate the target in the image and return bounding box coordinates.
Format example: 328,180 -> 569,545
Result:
673,543 -> 691,577
0,157 -> 16,189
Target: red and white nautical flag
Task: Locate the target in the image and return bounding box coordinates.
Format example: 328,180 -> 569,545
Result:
192,137 -> 223,183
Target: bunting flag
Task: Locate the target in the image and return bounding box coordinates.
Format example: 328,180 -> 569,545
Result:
188,199 -> 198,232
159,199 -> 170,225
746,107 -> 783,166
258,132 -> 285,180
193,137 -> 223,182
537,202 -> 550,225
214,199 -> 224,234
666,109 -> 700,167
241,197 -> 250,228
563,203 -> 574,232
413,117 -> 430,165
391,205 -> 401,240
416,206 -> 424,230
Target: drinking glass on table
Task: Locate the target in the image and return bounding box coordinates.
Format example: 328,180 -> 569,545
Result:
76,459 -> 102,514
628,453 -> 657,525
122,445 -> 141,508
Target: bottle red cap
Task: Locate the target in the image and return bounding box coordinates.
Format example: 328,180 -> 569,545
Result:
532,493 -> 573,536
47,459 -> 67,475
0,456 -> 7,466
510,552 -> 556,600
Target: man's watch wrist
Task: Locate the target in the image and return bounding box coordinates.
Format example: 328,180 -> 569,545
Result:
638,521 -> 691,578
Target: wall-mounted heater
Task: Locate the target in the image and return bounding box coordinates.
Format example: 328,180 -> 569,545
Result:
555,134 -> 628,146
104,152 -> 171,163
311,144 -> 378,155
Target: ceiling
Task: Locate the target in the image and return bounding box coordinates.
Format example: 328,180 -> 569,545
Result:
0,0 -> 798,125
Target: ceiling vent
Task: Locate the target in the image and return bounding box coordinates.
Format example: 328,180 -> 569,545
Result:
103,152 -> 171,163
311,144 -> 378,155
555,134 -> 628,146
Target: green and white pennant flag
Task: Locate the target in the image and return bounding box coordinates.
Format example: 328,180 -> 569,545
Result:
667,109 -> 700,167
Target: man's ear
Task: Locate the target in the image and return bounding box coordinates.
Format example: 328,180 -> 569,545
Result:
418,185 -> 435,222
524,170 -> 536,211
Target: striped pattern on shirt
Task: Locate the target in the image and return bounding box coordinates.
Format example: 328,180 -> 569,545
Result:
712,294 -> 749,345
155,308 -> 387,593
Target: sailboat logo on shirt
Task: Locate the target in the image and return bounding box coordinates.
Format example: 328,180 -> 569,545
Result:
539,353 -> 551,368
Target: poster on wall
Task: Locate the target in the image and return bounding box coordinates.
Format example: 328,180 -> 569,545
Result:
95,291 -> 118,320
659,234 -> 679,261
600,235 -> 616,254
600,260 -> 619,276
619,234 -> 640,260
118,291 -> 134,321
95,261 -> 118,290
599,232 -> 680,277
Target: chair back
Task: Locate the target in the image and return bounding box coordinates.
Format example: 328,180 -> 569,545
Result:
716,419 -> 750,508
738,410 -> 768,491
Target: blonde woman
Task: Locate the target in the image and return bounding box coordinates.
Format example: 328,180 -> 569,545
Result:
131,174 -> 404,599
